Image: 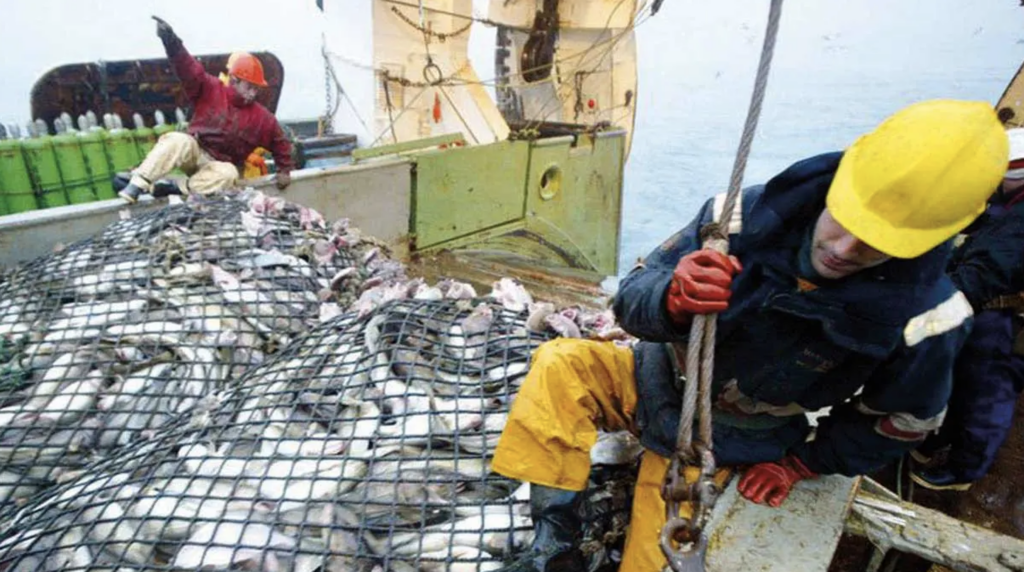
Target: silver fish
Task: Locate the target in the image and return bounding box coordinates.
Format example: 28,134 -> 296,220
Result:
33,369 -> 104,424
489,278 -> 533,313
173,513 -> 297,570
79,501 -> 153,564
545,312 -> 582,338
590,430 -> 643,466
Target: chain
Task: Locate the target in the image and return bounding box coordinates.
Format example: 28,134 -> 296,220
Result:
324,49 -> 376,73
319,47 -> 371,138
321,36 -> 335,135
382,0 -> 517,30
658,0 -> 785,570
573,71 -> 589,121
381,60 -> 471,89
382,76 -> 399,145
323,47 -> 470,90
390,6 -> 473,42
508,126 -> 541,140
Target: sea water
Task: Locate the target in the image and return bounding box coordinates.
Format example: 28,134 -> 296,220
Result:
622,0 -> 1024,274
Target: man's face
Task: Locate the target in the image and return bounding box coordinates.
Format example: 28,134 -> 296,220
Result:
809,208 -> 892,280
230,77 -> 259,104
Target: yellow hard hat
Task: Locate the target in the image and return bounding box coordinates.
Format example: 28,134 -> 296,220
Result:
827,99 -> 1008,259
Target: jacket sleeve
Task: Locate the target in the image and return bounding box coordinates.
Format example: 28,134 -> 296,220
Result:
264,121 -> 294,175
949,202 -> 1024,309
612,197 -> 717,342
162,32 -> 218,103
791,291 -> 973,476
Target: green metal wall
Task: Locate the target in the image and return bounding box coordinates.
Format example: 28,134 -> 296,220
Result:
0,127 -> 176,213
409,131 -> 625,276
412,140 -> 530,248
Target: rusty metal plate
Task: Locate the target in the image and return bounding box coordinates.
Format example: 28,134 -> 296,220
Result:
29,52 -> 284,130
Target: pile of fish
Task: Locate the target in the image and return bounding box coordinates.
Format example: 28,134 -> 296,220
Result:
0,190 -> 416,510
0,187 -> 644,571
0,294 -> 640,572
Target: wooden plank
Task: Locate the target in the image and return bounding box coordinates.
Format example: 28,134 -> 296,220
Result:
846,491 -> 1024,572
705,474 -> 859,571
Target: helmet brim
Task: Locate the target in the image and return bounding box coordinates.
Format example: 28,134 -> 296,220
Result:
826,144 -> 984,260
230,74 -> 269,89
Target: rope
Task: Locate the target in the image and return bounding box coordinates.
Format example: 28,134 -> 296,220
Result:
324,0 -> 652,143
660,0 -> 785,569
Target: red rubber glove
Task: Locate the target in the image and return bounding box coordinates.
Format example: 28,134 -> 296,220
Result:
666,250 -> 743,323
738,455 -> 817,507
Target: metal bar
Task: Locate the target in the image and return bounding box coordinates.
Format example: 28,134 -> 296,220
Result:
352,133 -> 465,161
298,134 -> 359,150
413,219 -> 527,252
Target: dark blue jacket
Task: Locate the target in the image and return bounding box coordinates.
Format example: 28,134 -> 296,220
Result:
614,152 -> 974,476
949,196 -> 1024,309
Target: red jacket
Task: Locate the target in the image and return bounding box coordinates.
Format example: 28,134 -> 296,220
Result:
164,35 -> 294,175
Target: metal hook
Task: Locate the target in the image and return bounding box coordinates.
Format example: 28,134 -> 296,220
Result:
660,518 -> 708,572
423,60 -> 444,85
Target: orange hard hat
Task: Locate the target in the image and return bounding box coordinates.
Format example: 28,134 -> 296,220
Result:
229,53 -> 268,88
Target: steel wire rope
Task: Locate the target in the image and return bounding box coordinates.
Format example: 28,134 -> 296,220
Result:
659,0 -> 785,570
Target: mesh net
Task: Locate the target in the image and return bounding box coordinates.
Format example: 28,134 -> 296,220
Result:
0,297 -> 637,571
0,191 -> 399,510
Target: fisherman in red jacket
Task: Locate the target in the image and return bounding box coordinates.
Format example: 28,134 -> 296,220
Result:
119,16 -> 293,203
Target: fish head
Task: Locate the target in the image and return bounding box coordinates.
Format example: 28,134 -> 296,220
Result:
298,207 -> 326,230
206,264 -> 240,290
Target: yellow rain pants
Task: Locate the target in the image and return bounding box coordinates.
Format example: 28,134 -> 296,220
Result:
130,132 -> 239,195
493,339 -> 639,490
494,338 -> 726,572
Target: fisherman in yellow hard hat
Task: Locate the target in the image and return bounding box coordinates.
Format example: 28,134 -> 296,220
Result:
494,99 -> 1009,572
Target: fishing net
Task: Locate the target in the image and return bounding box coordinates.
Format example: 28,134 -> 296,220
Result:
0,190 -> 403,510
0,297 -> 639,572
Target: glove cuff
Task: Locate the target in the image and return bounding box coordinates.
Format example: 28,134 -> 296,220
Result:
782,455 -> 817,480
160,32 -> 183,56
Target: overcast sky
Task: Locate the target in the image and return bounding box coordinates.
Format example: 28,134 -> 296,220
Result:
2,1 -> 1022,136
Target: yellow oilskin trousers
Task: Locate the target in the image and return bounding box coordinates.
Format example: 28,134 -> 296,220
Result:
493,338 -> 692,572
129,132 -> 239,195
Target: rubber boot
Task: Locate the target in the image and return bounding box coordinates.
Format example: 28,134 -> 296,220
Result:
506,485 -> 587,572
151,180 -> 183,198
118,183 -> 145,204
112,172 -> 132,192
910,466 -> 973,491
